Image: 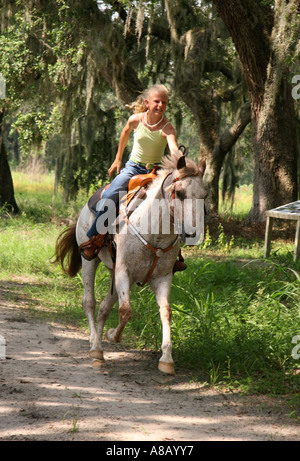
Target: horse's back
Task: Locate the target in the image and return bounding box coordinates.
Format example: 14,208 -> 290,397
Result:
76,204 -> 95,246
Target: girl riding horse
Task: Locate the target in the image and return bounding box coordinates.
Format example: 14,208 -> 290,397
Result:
79,84 -> 186,273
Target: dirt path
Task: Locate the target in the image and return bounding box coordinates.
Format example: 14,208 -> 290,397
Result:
0,287 -> 299,441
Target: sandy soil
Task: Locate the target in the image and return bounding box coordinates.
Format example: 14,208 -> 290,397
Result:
0,282 -> 299,442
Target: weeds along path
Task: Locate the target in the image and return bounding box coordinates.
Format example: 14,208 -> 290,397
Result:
0,280 -> 299,442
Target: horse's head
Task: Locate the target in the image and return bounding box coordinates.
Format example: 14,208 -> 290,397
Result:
161,151 -> 207,244
172,153 -> 207,201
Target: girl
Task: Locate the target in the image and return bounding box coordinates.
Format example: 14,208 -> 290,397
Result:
79,84 -> 186,272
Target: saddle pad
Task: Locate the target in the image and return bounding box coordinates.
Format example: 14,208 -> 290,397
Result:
87,182 -> 147,219
87,171 -> 156,215
88,184 -> 109,215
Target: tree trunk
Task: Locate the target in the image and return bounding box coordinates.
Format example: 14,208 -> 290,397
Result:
179,84 -> 251,214
0,109 -> 20,214
250,77 -> 298,222
205,102 -> 251,213
212,0 -> 299,223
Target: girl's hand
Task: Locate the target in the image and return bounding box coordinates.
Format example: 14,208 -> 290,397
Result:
108,158 -> 122,177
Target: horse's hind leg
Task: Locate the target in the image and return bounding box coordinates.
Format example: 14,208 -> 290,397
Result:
81,258 -> 103,360
96,287 -> 118,351
151,275 -> 175,374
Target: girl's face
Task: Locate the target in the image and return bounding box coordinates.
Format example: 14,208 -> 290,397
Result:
146,91 -> 168,116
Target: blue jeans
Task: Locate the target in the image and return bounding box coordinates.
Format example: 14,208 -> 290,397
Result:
87,160 -> 151,237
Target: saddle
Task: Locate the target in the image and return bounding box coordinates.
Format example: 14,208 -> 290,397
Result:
87,169 -> 157,217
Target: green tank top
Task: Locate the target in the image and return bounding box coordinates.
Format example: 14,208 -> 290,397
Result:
130,116 -> 169,164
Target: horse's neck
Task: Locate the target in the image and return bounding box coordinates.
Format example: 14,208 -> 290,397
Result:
129,178 -> 175,243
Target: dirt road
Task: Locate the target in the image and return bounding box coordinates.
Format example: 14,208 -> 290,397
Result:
0,289 -> 299,441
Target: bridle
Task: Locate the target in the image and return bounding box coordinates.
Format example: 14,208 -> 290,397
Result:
120,196 -> 180,287
160,170 -> 179,220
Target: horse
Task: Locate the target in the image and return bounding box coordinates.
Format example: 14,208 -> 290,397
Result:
54,151 -> 207,374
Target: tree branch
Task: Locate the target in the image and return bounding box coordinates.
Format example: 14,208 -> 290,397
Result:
212,0 -> 273,107
219,101 -> 251,154
111,0 -> 170,42
203,59 -> 234,81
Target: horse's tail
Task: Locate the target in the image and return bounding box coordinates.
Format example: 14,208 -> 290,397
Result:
53,223 -> 82,277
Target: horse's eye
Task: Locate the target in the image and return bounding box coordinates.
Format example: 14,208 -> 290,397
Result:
176,190 -> 185,201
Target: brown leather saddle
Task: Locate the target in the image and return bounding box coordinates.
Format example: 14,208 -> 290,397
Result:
88,169 -> 157,217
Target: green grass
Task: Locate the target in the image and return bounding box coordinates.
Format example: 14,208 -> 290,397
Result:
219,184 -> 253,220
0,171 -> 299,400
171,258 -> 300,393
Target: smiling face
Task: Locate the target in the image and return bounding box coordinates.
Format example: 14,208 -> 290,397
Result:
145,90 -> 168,118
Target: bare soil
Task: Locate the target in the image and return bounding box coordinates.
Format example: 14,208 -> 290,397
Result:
0,281 -> 299,442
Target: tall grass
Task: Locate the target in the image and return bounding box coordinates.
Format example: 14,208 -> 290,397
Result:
126,254 -> 300,394
0,171 -> 299,396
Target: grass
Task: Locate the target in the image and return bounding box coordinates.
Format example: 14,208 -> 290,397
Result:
0,171 -> 299,401
219,184 -> 253,220
171,259 -> 300,392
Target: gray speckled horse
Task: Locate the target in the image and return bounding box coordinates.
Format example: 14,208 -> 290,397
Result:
54,151 -> 207,374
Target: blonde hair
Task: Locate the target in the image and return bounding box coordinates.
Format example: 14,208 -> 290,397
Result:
127,84 -> 169,114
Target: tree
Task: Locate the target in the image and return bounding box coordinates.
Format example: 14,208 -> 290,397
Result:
164,0 -> 251,213
0,108 -> 19,213
0,0 -> 51,211
212,0 -> 299,223
0,0 -> 122,202
1,0 -> 253,211
4,0 -> 297,222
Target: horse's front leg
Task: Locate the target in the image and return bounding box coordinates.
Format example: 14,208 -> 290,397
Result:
151,275 -> 175,374
106,269 -> 132,343
94,287 -> 118,362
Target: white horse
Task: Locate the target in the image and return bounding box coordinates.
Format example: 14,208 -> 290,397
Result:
54,151 -> 207,374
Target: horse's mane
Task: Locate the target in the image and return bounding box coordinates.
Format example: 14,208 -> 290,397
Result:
151,151 -> 199,188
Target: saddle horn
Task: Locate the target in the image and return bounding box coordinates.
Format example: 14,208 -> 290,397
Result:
178,145 -> 186,155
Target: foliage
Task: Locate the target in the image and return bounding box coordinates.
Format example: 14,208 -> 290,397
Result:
170,258 -> 299,393
0,0 -> 255,207
1,0 -> 299,217
0,0 -> 122,198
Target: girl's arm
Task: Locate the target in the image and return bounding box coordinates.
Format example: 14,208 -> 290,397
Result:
163,124 -> 179,155
108,114 -> 139,177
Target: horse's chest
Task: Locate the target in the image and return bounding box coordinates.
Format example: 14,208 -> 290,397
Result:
115,235 -> 179,282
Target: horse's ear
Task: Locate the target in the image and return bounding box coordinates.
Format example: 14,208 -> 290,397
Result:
198,158 -> 206,175
177,155 -> 186,170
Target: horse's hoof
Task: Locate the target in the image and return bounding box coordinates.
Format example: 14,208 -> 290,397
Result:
89,349 -> 104,360
158,361 -> 175,374
92,358 -> 105,368
106,328 -> 117,342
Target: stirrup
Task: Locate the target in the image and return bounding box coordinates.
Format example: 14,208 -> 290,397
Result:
79,234 -> 106,261
80,247 -> 100,261
173,259 -> 187,274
